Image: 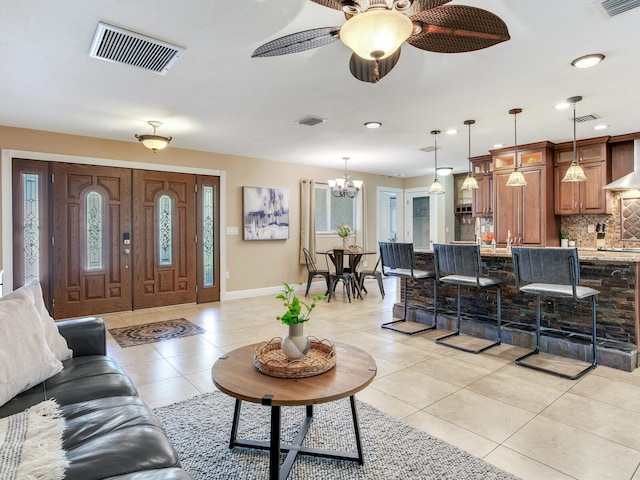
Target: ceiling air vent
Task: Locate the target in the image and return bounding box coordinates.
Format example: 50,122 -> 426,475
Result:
89,22 -> 185,75
600,0 -> 640,16
574,113 -> 601,123
296,116 -> 326,127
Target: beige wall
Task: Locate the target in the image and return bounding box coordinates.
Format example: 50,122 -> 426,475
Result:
0,125 -> 411,297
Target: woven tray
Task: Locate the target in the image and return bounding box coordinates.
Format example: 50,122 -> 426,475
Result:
254,337 -> 336,378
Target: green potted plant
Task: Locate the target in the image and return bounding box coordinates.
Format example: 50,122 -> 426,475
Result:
276,283 -> 324,360
560,230 -> 569,248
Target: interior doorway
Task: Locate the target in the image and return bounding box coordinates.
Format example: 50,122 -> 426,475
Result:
404,189 -> 431,248
377,187 -> 403,244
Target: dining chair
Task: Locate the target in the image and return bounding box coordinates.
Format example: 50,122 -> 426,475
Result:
432,243 -> 502,354
357,256 -> 385,298
325,249 -> 354,303
378,242 -> 437,334
511,247 -> 599,380
302,247 -> 330,297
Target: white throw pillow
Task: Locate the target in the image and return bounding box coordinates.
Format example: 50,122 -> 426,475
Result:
0,287 -> 63,407
25,280 -> 73,361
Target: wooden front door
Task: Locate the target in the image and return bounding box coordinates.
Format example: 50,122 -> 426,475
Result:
51,163 -> 132,318
132,170 -> 197,309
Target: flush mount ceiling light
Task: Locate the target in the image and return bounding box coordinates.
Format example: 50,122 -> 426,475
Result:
364,121 -> 383,129
571,53 -> 605,69
437,167 -> 453,176
461,119 -> 480,190
328,156 -> 363,198
505,108 -> 527,187
562,96 -> 588,183
429,130 -> 445,195
135,121 -> 172,153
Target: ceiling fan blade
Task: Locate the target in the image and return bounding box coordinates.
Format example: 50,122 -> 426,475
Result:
349,49 -> 401,83
408,5 -> 510,53
252,27 -> 341,57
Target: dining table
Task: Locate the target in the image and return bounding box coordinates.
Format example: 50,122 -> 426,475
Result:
317,248 -> 376,299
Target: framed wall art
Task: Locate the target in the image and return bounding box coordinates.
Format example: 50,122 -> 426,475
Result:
243,186 -> 290,240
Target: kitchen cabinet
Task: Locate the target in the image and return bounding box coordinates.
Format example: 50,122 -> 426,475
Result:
553,139 -> 611,215
469,155 -> 493,217
453,173 -> 473,214
491,142 -> 559,247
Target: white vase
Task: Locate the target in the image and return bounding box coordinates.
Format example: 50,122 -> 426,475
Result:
561,238 -> 569,248
281,323 -> 310,361
342,236 -> 349,249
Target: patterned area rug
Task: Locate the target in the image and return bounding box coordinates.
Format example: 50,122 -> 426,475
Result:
108,318 -> 205,348
154,391 -> 521,480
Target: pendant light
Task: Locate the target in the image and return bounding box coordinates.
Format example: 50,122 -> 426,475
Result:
561,96 -> 588,182
461,119 -> 480,190
429,130 -> 445,195
135,120 -> 172,153
505,108 -> 527,187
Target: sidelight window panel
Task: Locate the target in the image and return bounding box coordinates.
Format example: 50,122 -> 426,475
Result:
23,173 -> 40,282
202,185 -> 215,286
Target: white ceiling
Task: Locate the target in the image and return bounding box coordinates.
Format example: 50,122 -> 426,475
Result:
1,0 -> 639,178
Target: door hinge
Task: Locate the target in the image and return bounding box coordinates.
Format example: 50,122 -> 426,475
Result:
194,234 -> 198,243
195,285 -> 198,294
51,173 -> 54,183
194,184 -> 198,193
51,236 -> 55,246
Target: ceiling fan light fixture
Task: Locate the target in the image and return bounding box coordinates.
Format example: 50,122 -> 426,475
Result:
135,120 -> 172,153
339,9 -> 413,60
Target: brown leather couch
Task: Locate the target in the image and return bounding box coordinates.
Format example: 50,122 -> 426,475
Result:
0,317 -> 194,480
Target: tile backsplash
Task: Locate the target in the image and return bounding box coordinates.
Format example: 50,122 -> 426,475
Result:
560,191 -> 640,248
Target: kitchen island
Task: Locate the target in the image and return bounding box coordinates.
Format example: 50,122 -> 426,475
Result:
393,248 -> 638,371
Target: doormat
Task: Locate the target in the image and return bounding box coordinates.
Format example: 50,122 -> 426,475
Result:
109,318 -> 205,348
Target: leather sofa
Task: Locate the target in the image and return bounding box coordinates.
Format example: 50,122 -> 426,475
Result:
0,317 -> 194,480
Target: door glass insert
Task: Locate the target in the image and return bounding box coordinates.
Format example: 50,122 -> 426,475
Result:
158,194 -> 173,266
23,173 -> 40,282
86,191 -> 104,270
202,185 -> 215,286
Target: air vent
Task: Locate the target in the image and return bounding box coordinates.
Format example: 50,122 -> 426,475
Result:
296,116 -> 326,127
600,0 -> 640,16
574,114 -> 601,123
89,22 -> 185,75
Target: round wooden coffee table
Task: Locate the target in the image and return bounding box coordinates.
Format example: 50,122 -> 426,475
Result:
211,341 -> 377,480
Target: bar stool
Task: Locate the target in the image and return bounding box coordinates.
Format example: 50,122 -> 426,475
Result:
511,247 -> 598,380
433,244 -> 502,353
378,242 -> 437,335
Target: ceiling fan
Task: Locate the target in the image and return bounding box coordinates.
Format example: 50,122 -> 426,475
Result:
252,0 -> 510,83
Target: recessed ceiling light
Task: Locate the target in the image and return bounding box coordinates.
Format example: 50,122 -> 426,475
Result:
446,129 -> 458,135
594,124 -> 609,130
493,144 -> 503,148
364,121 -> 382,129
555,101 -> 570,110
571,54 -> 605,69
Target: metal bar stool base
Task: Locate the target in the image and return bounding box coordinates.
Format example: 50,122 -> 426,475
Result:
381,319 -> 436,335
435,332 -> 501,354
515,350 -> 597,381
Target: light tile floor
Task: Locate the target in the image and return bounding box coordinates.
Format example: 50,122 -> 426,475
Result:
86,279 -> 640,480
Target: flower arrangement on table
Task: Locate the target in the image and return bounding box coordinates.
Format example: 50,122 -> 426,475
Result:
335,224 -> 352,238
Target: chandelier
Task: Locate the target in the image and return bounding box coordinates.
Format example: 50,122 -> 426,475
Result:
461,119 -> 480,190
561,96 -> 588,182
429,130 -> 445,195
135,120 -> 172,153
505,108 -> 527,187
328,157 -> 363,198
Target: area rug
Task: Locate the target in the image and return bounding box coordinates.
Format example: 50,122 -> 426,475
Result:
154,391 -> 520,480
108,318 -> 205,348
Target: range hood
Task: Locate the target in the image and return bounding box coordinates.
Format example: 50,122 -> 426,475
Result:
605,139 -> 640,190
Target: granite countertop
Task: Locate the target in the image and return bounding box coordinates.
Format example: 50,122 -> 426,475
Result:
415,247 -> 640,262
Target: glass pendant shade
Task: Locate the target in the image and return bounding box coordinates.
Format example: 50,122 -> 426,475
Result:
135,120 -> 172,153
340,9 -> 413,60
563,161 -> 588,182
429,178 -> 445,195
461,173 -> 480,190
505,170 -> 527,186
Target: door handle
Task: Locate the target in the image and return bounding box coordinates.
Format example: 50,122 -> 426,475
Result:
123,248 -> 131,255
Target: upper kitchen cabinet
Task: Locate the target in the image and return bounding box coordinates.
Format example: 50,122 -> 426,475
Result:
491,141 -> 558,247
553,137 -> 611,215
469,155 -> 493,217
454,173 -> 473,215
